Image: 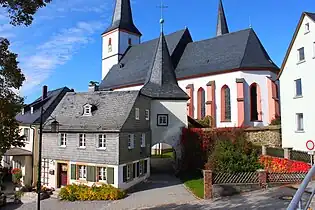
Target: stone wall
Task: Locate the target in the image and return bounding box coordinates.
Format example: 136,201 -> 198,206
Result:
244,125 -> 281,147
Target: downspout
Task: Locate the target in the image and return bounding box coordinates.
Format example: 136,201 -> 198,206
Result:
30,124 -> 36,186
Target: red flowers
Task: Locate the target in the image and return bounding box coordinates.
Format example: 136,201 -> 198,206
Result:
259,156 -> 311,173
11,168 -> 21,175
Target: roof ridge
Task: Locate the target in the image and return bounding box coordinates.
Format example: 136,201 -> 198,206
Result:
239,29 -> 252,67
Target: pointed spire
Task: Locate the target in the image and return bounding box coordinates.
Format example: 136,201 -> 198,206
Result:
216,0 -> 229,36
140,32 -> 189,100
103,0 -> 141,36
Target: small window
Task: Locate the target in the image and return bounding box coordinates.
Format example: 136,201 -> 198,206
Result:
23,128 -> 30,142
83,104 -> 92,116
141,133 -> 146,147
79,165 -> 87,179
128,38 -> 132,45
295,79 -> 302,97
297,47 -> 305,62
127,164 -> 131,179
98,134 -> 106,149
157,114 -> 168,126
305,23 -> 310,33
60,133 -> 67,147
296,113 -> 304,131
108,38 -> 112,53
98,167 -> 106,181
139,161 -> 143,175
128,134 -> 134,149
79,134 -> 86,148
145,109 -> 150,120
135,108 -> 140,120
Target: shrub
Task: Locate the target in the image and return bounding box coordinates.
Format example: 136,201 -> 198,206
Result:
259,156 -> 311,173
207,131 -> 262,173
196,116 -> 213,128
11,168 -> 22,184
58,184 -> 126,201
270,115 -> 281,125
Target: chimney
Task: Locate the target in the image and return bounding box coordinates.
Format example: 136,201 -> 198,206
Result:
88,82 -> 99,92
31,107 -> 34,114
42,85 -> 48,100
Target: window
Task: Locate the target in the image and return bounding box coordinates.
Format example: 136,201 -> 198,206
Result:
296,113 -> 304,131
127,164 -> 131,179
23,128 -> 30,142
197,87 -> 206,119
297,47 -> 305,62
108,38 -> 112,52
128,38 -> 132,45
250,83 -> 262,121
15,161 -> 21,169
139,161 -> 143,175
98,134 -> 106,149
60,133 -> 67,147
98,167 -> 106,181
221,85 -> 231,121
135,108 -> 140,120
157,114 -> 168,126
305,23 -> 310,33
145,109 -> 150,120
83,104 -> 92,116
128,134 -> 134,149
295,79 -> 302,97
79,165 -> 87,179
79,134 -> 86,148
141,133 -> 146,147
41,159 -> 49,186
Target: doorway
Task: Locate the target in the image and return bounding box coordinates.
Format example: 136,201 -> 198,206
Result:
57,163 -> 68,188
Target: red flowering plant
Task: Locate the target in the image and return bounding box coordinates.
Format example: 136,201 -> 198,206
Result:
11,168 -> 22,184
259,156 -> 311,173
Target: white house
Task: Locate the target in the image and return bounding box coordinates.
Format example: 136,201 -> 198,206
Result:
279,12 -> 315,151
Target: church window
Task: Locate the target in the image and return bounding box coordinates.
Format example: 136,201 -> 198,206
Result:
221,85 -> 231,121
249,83 -> 262,121
83,104 -> 92,116
197,87 -> 206,119
128,38 -> 132,46
297,47 -> 305,62
108,38 -> 112,52
157,114 -> 168,126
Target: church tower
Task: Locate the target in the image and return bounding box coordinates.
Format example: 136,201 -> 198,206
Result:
216,0 -> 229,36
101,0 -> 142,79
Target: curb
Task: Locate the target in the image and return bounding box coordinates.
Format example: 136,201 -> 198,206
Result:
182,183 -> 203,200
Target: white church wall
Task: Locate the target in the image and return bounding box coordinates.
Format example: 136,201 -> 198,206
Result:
280,15 -> 315,151
118,31 -> 140,53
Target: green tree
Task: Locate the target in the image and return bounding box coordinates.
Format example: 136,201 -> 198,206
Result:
0,0 -> 51,153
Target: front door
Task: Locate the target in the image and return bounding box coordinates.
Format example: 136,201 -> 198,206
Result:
58,163 -> 68,187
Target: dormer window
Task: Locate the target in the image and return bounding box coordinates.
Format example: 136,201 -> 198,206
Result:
83,104 -> 92,116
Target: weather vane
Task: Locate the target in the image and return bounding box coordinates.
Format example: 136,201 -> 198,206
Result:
157,0 -> 168,32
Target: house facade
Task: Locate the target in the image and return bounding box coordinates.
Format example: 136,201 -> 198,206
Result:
100,0 -> 280,128
1,87 -> 71,186
279,12 -> 315,151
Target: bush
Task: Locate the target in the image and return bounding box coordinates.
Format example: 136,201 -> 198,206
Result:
207,131 -> 262,173
270,115 -> 281,125
196,116 -> 213,128
58,184 -> 126,201
259,156 -> 311,173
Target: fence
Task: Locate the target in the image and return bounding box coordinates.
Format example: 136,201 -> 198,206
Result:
203,170 -> 308,199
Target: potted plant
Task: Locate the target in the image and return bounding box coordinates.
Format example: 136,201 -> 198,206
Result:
11,168 -> 22,187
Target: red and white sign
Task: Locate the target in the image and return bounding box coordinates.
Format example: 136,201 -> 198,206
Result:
306,140 -> 315,151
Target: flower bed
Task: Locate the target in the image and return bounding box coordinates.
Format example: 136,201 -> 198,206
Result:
259,156 -> 311,173
58,184 -> 126,201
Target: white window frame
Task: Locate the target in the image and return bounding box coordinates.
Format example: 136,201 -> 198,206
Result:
296,113 -> 304,132
23,128 -> 30,142
60,133 -> 67,147
297,47 -> 305,62
135,108 -> 140,120
79,165 -> 87,180
98,134 -> 106,149
157,114 -> 168,126
79,134 -> 86,148
128,134 -> 134,149
127,164 -> 131,179
145,109 -> 150,120
83,104 -> 92,116
98,167 -> 107,182
141,133 -> 146,147
41,158 -> 49,186
294,78 -> 302,97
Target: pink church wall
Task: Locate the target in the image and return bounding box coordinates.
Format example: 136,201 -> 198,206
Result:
185,84 -> 194,118
267,78 -> 280,123
206,81 -> 216,127
236,79 -> 245,127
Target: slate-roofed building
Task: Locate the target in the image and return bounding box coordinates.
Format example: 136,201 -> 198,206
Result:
100,0 -> 281,128
2,86 -> 71,187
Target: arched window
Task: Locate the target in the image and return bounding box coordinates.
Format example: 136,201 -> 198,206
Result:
221,85 -> 231,121
197,87 -> 206,119
250,83 -> 262,121
108,38 -> 112,52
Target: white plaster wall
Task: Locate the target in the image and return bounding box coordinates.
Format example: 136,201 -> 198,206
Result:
119,31 -> 140,53
280,15 -> 315,151
19,125 -> 34,152
150,100 -> 187,147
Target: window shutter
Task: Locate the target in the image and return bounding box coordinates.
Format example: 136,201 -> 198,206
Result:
137,162 -> 140,176
144,160 -> 148,174
87,166 -> 96,182
107,167 -> 114,184
71,164 -> 76,179
123,166 -> 127,182
133,163 -> 136,178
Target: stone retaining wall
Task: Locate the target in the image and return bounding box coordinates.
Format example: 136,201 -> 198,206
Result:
244,125 -> 281,147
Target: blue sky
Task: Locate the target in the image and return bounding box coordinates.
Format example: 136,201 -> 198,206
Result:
0,0 -> 314,103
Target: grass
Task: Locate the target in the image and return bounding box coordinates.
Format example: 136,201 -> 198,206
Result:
179,170 -> 204,199
151,151 -> 174,159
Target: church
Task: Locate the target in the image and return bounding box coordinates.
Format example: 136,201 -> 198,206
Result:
100,0 -> 281,128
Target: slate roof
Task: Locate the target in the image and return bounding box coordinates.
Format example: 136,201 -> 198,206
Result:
140,32 -> 189,100
4,147 -> 32,156
103,0 -> 141,36
100,28 -> 279,90
216,0 -> 229,36
16,87 -> 71,124
306,12 -> 315,21
45,91 -> 140,131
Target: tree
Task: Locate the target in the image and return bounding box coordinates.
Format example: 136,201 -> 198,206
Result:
0,0 -> 51,153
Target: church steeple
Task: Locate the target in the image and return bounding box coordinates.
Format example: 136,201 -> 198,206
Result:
140,30 -> 189,100
103,0 -> 141,36
216,0 -> 229,36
